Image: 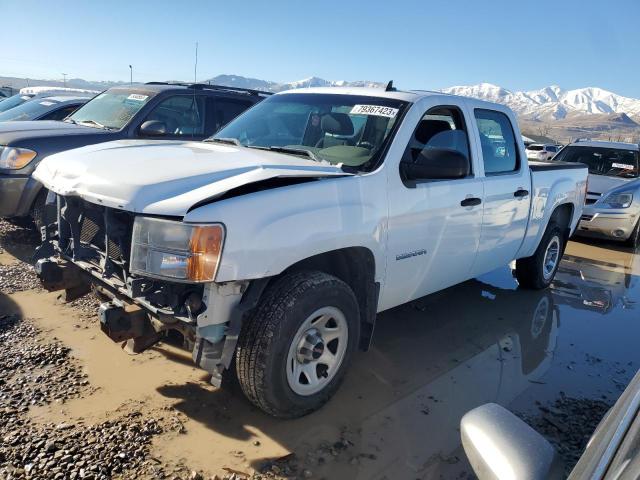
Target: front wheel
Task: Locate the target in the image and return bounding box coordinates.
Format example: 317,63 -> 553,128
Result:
515,222 -> 564,289
235,271 -> 360,418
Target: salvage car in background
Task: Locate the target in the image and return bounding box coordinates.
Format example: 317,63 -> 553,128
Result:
461,367 -> 640,479
0,95 -> 90,122
552,141 -> 640,247
526,143 -> 561,161
0,86 -> 98,114
0,82 -> 269,229
34,86 -> 588,418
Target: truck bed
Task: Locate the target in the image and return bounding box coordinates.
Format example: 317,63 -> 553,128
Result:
529,161 -> 587,171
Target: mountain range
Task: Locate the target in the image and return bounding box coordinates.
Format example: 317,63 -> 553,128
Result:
441,83 -> 640,122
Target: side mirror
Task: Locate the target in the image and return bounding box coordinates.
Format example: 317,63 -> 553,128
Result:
139,120 -> 167,137
401,148 -> 470,181
461,403 -> 564,480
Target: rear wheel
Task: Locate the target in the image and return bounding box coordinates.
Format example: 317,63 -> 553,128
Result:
515,222 -> 564,290
626,219 -> 640,248
235,271 -> 360,418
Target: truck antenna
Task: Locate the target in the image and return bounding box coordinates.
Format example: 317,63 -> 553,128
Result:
194,42 -> 198,84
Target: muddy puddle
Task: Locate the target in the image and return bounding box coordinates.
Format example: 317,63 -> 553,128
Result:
1,221 -> 639,479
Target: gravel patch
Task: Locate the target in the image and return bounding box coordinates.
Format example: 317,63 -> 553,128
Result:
520,393 -> 612,475
0,219 -> 41,294
0,219 -> 39,255
0,262 -> 40,294
66,293 -> 101,322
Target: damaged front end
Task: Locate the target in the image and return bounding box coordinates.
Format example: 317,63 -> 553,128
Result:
35,194 -> 254,386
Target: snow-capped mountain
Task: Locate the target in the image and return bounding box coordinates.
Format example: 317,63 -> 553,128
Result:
206,75 -> 640,122
205,74 -> 383,93
441,83 -> 640,121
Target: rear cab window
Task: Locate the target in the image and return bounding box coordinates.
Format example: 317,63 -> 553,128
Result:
474,109 -> 520,175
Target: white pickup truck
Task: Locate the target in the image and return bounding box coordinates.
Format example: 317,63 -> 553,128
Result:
33,87 -> 588,418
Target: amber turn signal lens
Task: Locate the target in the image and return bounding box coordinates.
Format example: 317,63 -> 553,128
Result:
187,225 -> 224,281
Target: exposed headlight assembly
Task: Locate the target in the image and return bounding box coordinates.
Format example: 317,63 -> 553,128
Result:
130,217 -> 224,282
0,146 -> 37,169
601,192 -> 633,209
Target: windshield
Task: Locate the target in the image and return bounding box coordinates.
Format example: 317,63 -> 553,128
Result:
68,90 -> 153,130
527,145 -> 543,151
0,98 -> 60,121
0,94 -> 33,113
213,93 -> 408,169
553,145 -> 639,178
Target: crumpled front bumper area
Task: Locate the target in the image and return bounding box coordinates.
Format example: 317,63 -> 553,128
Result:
577,209 -> 639,241
34,194 -> 249,386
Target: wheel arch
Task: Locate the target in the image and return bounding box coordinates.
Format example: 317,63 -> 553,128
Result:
549,202 -> 574,245
245,247 -> 379,351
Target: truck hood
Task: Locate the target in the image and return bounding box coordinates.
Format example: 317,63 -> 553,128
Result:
34,140 -> 351,216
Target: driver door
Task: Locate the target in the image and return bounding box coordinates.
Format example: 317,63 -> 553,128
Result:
381,100 -> 484,310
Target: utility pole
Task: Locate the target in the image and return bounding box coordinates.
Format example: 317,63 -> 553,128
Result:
62,73 -> 67,88
129,65 -> 133,85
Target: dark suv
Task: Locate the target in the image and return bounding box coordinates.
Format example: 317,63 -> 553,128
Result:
0,82 -> 269,228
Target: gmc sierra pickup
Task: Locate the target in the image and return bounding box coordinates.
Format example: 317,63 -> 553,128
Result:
33,86 -> 588,417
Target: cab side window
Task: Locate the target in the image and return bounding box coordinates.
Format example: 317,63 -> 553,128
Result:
143,95 -> 206,137
400,106 -> 472,184
474,109 -> 519,174
42,104 -> 80,121
406,107 -> 470,161
208,97 -> 254,133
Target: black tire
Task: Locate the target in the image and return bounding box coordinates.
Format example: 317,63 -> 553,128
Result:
626,219 -> 640,248
30,189 -> 48,233
235,271 -> 360,418
515,222 -> 564,290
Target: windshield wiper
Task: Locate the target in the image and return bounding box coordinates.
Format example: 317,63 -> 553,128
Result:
257,146 -> 321,162
64,118 -> 77,124
206,137 -> 242,146
77,119 -> 113,130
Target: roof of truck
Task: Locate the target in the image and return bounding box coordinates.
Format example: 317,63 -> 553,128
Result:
571,140 -> 639,151
276,86 -> 515,112
277,86 -> 438,101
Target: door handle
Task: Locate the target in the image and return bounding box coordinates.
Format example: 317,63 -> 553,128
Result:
461,197 -> 482,207
514,189 -> 529,198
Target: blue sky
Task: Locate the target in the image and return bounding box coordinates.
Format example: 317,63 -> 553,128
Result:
1,0 -> 639,96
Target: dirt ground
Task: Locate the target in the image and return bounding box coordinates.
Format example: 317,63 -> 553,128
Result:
1,219 -> 639,479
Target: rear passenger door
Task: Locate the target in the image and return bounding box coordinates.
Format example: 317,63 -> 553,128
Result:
470,108 -> 530,277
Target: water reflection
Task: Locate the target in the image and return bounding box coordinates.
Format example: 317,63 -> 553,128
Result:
551,251 -> 638,314
342,279 -> 559,479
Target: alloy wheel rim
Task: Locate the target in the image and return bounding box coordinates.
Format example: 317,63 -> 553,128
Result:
286,306 -> 348,396
543,235 -> 561,280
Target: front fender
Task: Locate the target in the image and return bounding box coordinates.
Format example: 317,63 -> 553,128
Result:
184,172 -> 388,283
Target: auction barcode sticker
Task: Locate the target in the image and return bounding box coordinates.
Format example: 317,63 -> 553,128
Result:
127,94 -> 148,102
612,163 -> 635,170
350,104 -> 399,118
